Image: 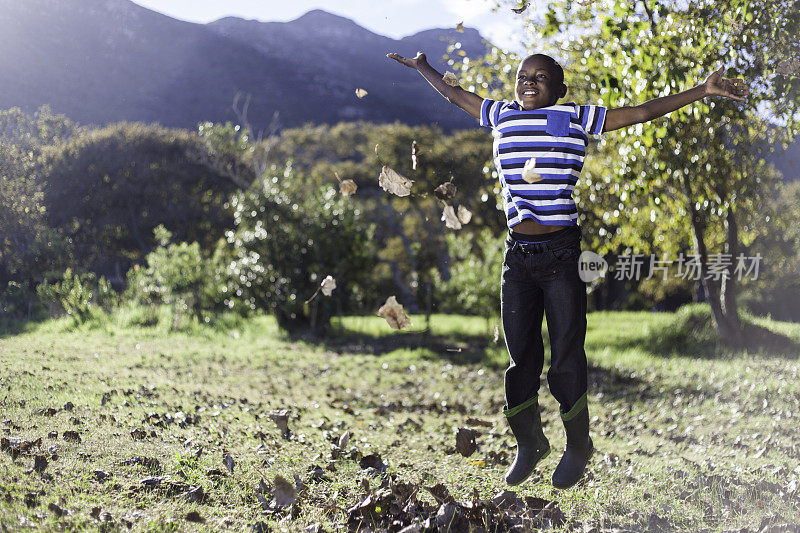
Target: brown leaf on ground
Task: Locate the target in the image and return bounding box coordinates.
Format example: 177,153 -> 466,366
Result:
48,502 -> 67,517
269,410 -> 292,440
466,417 -> 493,428
434,182 -> 457,201
442,71 -> 459,87
426,483 -> 455,504
223,452 -> 235,473
377,296 -> 412,330
120,456 -> 160,471
130,428 -> 147,440
359,452 -> 388,472
455,428 -> 478,457
273,474 -> 297,507
33,455 -> 48,472
378,166 -> 414,197
62,431 -> 81,443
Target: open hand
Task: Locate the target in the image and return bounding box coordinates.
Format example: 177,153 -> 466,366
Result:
704,66 -> 750,102
386,51 -> 428,70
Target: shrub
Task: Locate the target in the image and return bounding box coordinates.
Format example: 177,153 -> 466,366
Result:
36,268 -> 116,324
225,171 -> 376,334
435,228 -> 503,317
124,226 -> 243,326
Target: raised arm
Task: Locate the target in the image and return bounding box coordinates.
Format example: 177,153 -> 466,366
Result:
603,66 -> 750,133
386,52 -> 483,119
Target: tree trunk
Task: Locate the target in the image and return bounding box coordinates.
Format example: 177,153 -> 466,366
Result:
720,206 -> 743,335
681,174 -> 744,348
687,200 -> 744,348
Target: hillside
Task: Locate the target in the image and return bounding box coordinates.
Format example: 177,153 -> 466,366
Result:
0,0 -> 487,131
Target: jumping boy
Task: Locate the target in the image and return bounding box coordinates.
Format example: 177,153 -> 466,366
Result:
387,50 -> 748,488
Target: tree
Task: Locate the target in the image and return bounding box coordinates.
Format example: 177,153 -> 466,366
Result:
465,0 -> 799,346
225,168 -> 377,334
38,122 -> 243,278
0,106 -> 76,288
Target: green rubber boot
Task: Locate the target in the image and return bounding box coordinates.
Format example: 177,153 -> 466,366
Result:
552,393 -> 593,489
503,395 -> 550,485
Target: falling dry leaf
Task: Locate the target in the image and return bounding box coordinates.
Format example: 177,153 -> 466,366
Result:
442,71 -> 459,87
456,21 -> 464,32
320,275 -> 337,296
338,431 -> 350,450
377,296 -> 412,330
455,428 -> 478,457
457,205 -> 472,225
522,158 -> 543,183
273,474 -> 297,507
339,179 -> 357,196
512,2 -> 529,13
412,140 -> 419,170
378,166 -> 414,197
434,181 -> 457,201
355,88 -> 368,98
776,58 -> 800,76
441,205 -> 462,230
269,410 -> 292,440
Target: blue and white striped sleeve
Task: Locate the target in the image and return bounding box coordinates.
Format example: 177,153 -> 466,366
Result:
577,104 -> 608,136
479,99 -> 504,129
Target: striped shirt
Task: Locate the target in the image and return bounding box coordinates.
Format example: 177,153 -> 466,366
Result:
479,99 -> 607,228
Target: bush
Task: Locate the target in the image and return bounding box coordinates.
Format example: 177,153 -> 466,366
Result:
0,281 -> 38,319
435,228 -> 503,317
124,226 -> 244,327
225,171 -> 376,334
36,268 -> 116,324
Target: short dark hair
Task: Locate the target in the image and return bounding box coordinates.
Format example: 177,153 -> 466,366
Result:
521,54 -> 564,86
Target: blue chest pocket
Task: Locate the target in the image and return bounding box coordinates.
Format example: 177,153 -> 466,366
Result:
545,111 -> 571,137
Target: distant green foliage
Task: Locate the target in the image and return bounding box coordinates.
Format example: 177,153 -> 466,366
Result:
435,228 -> 503,316
38,121 -> 240,274
226,169 -> 377,334
124,226 -> 242,325
36,268 -> 116,324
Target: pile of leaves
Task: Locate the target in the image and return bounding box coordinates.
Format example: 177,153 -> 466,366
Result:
344,475 -> 564,532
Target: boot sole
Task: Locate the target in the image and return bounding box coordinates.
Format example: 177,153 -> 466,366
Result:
551,447 -> 593,490
505,447 -> 551,486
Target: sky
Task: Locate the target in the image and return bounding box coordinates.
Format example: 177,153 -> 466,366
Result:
130,0 -> 532,53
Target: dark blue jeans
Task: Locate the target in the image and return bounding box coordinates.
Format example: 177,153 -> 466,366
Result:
501,225 -> 588,414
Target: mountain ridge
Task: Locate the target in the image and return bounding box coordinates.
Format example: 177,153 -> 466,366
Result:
0,0 -> 487,131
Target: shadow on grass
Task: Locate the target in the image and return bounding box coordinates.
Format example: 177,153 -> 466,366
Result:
0,317 -> 44,339
610,304 -> 800,359
295,326 -> 509,368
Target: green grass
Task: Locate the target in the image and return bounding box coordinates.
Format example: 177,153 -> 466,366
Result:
1,307 -> 799,531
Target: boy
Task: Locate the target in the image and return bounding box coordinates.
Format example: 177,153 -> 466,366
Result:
387,50 -> 748,489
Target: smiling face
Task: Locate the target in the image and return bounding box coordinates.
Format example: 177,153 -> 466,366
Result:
514,55 -> 567,110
